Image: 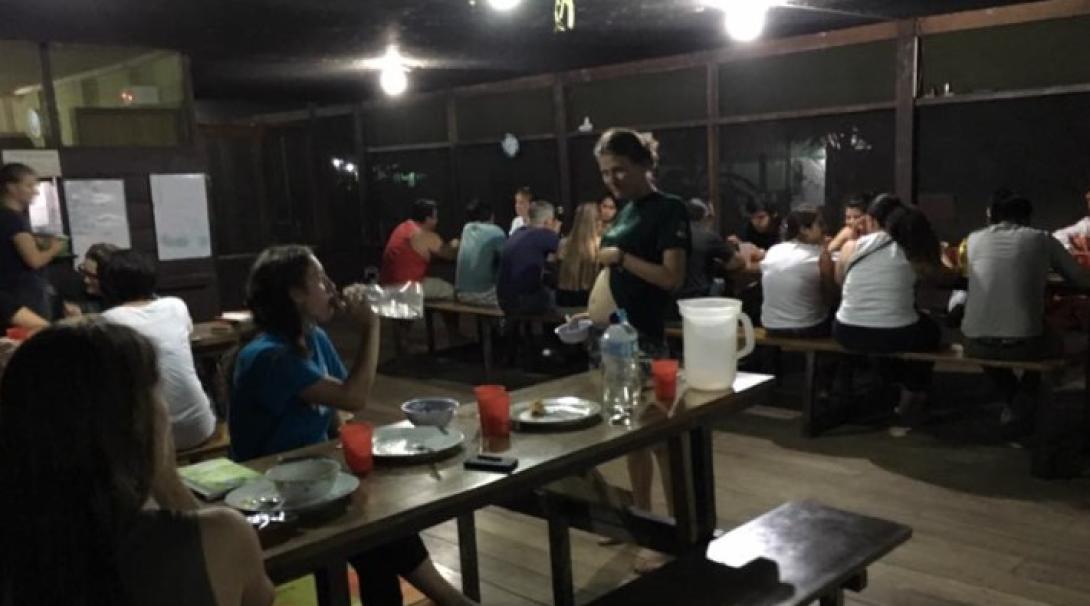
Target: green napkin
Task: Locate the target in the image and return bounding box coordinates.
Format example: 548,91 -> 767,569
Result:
179,458 -> 261,500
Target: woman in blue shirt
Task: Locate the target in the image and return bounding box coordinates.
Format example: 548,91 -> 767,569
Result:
231,245 -> 476,606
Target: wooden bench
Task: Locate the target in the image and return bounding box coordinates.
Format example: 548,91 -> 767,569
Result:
666,325 -> 1079,439
421,300 -> 574,376
586,500 -> 912,606
176,421 -> 231,465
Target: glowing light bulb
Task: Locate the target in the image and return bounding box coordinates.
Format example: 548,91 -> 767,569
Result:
379,67 -> 408,96
378,45 -> 409,96
724,1 -> 771,42
487,0 -> 521,11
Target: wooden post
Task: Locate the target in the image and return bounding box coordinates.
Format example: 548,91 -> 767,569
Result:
894,19 -> 919,204
706,63 -> 721,226
37,42 -> 62,148
553,77 -> 572,210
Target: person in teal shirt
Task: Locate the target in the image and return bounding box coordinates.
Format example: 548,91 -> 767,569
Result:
230,245 -> 477,606
454,201 -> 506,307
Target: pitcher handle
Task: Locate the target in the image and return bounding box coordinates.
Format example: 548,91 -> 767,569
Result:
737,312 -> 755,358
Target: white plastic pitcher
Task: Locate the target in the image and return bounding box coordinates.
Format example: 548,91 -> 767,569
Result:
677,298 -> 755,391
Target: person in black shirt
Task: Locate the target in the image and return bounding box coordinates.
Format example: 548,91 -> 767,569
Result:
678,198 -> 748,300
738,198 -> 781,252
0,163 -> 66,318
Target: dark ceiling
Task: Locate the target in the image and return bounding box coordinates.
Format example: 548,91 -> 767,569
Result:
1,0 -> 1034,103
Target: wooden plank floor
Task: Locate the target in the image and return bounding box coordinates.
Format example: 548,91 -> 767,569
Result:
357,373 -> 1090,606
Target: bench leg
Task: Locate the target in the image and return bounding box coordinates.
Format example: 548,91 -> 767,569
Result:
819,589 -> 845,606
314,561 -> 351,606
457,513 -> 481,601
544,497 -> 575,606
689,425 -> 718,542
801,351 -> 820,437
391,320 -> 404,359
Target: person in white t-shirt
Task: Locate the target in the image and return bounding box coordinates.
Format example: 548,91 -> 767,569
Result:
1052,184 -> 1090,250
508,186 -> 532,235
100,250 -> 216,450
761,208 -> 833,337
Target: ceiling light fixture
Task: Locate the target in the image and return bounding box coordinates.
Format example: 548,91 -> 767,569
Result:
378,45 -> 409,96
487,0 -> 522,11
723,0 -> 773,42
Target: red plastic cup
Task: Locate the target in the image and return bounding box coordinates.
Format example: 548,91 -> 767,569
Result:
652,359 -> 680,403
4,327 -> 28,342
340,422 -> 374,476
474,385 -> 510,439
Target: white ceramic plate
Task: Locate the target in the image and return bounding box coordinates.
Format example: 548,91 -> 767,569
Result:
511,397 -> 602,429
372,425 -> 465,459
224,472 -> 359,513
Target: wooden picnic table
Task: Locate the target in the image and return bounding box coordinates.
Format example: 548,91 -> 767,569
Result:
228,370 -> 774,605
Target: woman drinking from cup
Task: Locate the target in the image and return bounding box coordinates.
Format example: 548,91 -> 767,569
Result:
0,319 -> 275,606
230,245 -> 476,606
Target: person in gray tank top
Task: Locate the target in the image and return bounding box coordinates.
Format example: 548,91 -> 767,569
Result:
0,319 -> 274,606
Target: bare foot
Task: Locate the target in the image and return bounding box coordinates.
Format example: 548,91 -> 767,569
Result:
633,548 -> 670,575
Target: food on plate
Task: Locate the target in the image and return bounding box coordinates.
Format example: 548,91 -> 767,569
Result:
530,400 -> 547,417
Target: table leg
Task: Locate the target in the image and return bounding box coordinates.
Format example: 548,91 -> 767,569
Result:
457,513 -> 481,601
314,561 -> 351,606
689,424 -> 718,541
667,432 -> 698,548
425,309 -> 436,354
544,496 -> 575,606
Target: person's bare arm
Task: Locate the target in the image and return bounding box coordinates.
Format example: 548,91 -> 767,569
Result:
1050,237 -> 1090,291
12,233 -> 63,269
827,226 -> 855,253
834,238 -> 858,285
298,298 -> 380,413
150,404 -> 201,511
10,306 -> 48,331
601,247 -> 687,292
200,508 -> 276,606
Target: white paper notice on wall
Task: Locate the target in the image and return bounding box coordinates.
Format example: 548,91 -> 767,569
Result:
150,173 -> 212,261
63,179 -> 131,261
2,149 -> 62,177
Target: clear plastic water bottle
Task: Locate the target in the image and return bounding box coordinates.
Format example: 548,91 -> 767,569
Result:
600,310 -> 642,426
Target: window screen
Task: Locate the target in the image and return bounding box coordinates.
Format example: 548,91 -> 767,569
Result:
719,111 -> 894,235
363,96 -> 447,147
719,41 -> 896,117
917,94 -> 1090,242
456,88 -> 553,141
455,141 -> 559,230
567,68 -> 706,131
367,149 -> 452,240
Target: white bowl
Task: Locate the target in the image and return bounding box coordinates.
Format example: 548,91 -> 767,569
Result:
265,457 -> 340,505
401,397 -> 460,427
555,318 -> 594,345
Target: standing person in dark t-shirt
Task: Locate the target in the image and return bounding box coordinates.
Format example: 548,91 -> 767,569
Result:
590,129 -> 690,574
593,129 -> 691,346
0,163 -> 65,318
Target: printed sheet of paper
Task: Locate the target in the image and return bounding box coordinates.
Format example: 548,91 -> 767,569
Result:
150,173 -> 212,260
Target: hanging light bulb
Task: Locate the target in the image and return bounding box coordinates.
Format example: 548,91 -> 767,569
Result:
724,0 -> 772,42
487,0 -> 521,11
378,45 -> 409,96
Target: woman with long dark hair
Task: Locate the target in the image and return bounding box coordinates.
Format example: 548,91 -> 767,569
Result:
230,245 -> 476,606
0,319 -> 274,606
832,194 -> 953,427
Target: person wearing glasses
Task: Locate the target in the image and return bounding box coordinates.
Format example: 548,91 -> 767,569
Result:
61,242 -> 119,317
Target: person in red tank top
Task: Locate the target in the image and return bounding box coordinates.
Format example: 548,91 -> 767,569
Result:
380,199 -> 459,295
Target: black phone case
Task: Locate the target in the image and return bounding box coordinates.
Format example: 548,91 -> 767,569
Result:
464,453 -> 518,473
